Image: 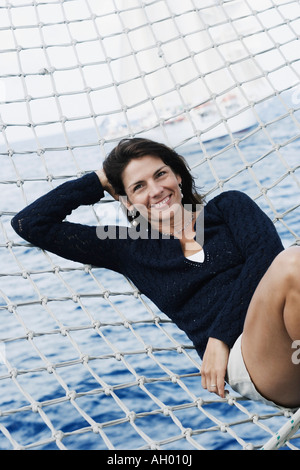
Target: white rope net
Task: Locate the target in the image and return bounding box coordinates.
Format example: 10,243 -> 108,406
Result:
1,0 -> 300,451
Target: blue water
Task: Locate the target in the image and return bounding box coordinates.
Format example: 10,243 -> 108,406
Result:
0,94 -> 300,450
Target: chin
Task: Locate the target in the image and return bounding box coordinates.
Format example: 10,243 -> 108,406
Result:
151,203 -> 182,223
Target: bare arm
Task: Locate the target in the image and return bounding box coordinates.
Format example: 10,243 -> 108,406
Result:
201,337 -> 229,398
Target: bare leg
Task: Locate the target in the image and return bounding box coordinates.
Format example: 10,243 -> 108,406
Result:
242,247 -> 300,408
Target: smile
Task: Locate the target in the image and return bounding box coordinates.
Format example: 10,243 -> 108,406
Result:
151,195 -> 171,209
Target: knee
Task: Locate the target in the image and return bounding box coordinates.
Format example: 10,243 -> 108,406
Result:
275,247 -> 300,289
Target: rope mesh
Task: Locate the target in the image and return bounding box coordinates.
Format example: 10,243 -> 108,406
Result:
1,0 -> 300,450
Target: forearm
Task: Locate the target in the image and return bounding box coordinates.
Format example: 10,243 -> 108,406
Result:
201,337 -> 229,398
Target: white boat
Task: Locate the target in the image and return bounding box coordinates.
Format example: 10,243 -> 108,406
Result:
188,94 -> 257,141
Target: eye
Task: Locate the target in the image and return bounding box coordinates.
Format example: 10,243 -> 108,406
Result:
156,170 -> 166,178
133,183 -> 143,192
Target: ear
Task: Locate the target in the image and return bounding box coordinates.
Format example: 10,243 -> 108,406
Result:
176,174 -> 182,185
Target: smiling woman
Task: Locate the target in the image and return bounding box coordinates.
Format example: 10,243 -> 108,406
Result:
11,136 -> 300,407
2,0 -> 300,451
102,138 -> 203,220
102,138 -> 205,255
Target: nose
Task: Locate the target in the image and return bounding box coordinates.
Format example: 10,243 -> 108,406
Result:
148,180 -> 163,200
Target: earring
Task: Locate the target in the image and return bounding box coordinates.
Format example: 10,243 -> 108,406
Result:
179,183 -> 183,199
129,209 -> 138,227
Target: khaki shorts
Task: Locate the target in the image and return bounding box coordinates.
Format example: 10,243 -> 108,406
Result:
226,334 -> 283,408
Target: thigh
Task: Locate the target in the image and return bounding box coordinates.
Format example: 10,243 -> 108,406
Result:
242,249 -> 300,408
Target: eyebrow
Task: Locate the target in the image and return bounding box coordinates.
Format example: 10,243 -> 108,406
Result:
128,165 -> 168,189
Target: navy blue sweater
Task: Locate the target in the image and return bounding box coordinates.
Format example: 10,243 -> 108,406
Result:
11,172 -> 284,358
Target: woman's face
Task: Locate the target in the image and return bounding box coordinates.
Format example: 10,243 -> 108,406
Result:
121,155 -> 183,226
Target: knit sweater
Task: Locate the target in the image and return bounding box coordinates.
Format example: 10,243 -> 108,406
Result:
11,172 -> 284,358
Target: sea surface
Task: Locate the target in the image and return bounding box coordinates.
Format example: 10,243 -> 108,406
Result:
0,94 -> 299,450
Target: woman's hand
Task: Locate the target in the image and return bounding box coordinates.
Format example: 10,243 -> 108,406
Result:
201,337 -> 230,398
95,169 -> 119,201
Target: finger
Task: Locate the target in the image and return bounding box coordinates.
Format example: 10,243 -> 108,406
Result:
201,374 -> 207,390
205,372 -> 224,396
217,381 -> 225,398
201,366 -> 208,390
208,376 -> 218,394
217,374 -> 227,398
202,373 -> 215,392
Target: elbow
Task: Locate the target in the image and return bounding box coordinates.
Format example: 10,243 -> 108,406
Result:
11,213 -> 22,236
11,212 -> 53,249
11,212 -> 33,242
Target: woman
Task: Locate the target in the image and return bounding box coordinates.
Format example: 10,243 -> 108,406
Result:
11,138 -> 300,408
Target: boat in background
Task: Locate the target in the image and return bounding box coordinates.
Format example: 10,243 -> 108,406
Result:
102,92 -> 257,142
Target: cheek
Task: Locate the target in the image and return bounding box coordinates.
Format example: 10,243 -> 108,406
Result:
130,197 -> 149,217
170,176 -> 181,190
129,192 -> 145,209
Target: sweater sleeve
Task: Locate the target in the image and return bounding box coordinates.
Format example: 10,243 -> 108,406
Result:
11,172 -> 124,272
207,190 -> 284,349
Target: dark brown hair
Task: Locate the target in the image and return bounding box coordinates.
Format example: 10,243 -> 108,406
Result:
103,138 -> 204,214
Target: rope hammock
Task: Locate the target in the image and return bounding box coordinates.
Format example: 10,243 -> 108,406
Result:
1,0 -> 300,450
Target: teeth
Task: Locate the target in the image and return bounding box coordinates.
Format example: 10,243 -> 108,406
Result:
153,196 -> 170,208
